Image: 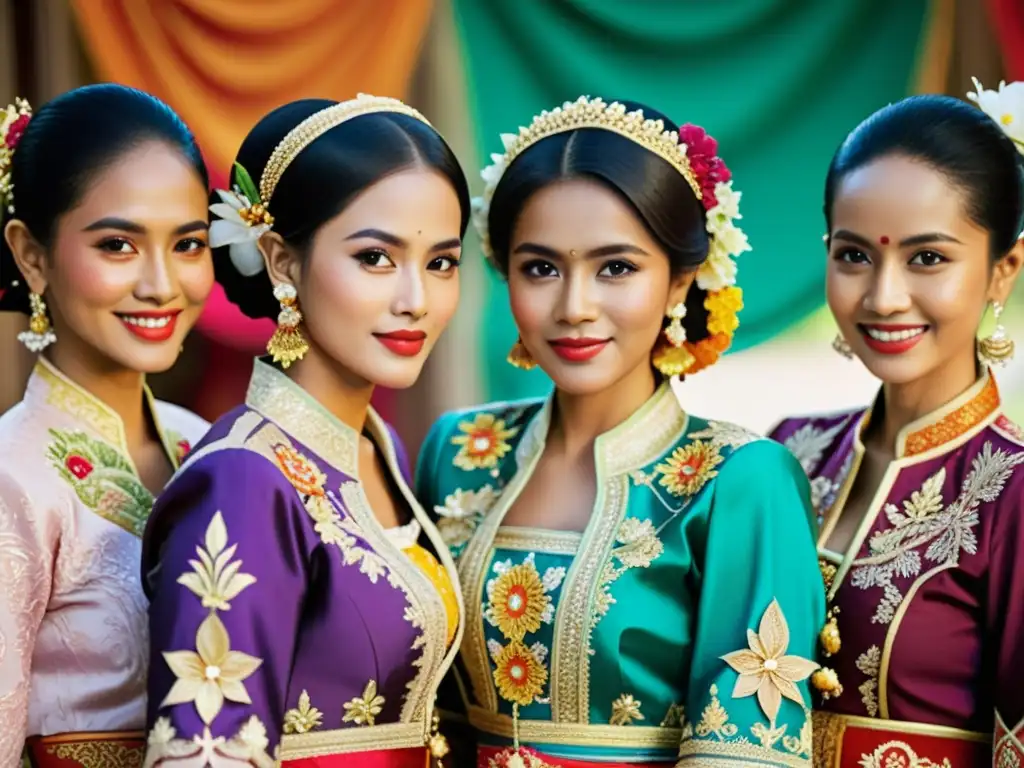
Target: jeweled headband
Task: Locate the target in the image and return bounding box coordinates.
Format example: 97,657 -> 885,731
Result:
210,93 -> 433,277
473,95 -> 750,374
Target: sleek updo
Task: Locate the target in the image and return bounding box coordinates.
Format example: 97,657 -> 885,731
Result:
0,84 -> 208,314
825,94 -> 1024,259
486,100 -> 711,344
215,99 -> 471,321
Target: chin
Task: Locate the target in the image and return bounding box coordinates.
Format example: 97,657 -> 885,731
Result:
111,346 -> 183,375
544,365 -> 620,397
856,353 -> 933,387
367,361 -> 428,391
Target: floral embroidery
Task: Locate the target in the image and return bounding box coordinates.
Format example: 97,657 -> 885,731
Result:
451,413 -> 519,471
688,420 -> 759,450
487,561 -> 549,640
694,684 -> 739,740
661,703 -> 685,728
858,740 -> 952,768
851,442 -> 1024,624
165,429 -> 192,465
47,428 -> 153,536
721,599 -> 819,726
273,443 -> 327,496
143,715 -> 274,768
177,511 -> 257,611
342,680 -> 386,725
653,440 -> 723,497
283,690 -> 323,734
856,645 -> 880,717
435,485 -> 500,555
782,419 -> 850,474
593,517 -> 664,626
610,694 -> 644,726
493,639 -> 547,706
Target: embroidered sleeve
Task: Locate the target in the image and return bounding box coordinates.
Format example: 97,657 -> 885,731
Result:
143,449 -> 310,767
678,440 -> 824,766
0,470 -> 57,766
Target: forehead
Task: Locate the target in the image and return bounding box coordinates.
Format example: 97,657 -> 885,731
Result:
513,178 -> 656,249
832,155 -> 981,239
331,168 -> 461,234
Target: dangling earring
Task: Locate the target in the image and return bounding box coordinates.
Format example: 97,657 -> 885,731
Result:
652,302 -> 695,377
832,333 -> 853,359
979,300 -> 1014,367
17,292 -> 56,352
506,337 -> 536,370
267,283 -> 308,369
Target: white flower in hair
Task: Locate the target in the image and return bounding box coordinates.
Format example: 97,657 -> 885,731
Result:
209,163 -> 274,277
968,77 -> 1024,151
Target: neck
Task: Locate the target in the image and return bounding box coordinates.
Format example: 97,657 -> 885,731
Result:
286,347 -> 373,434
45,343 -> 150,448
549,363 -> 658,460
874,348 -> 980,454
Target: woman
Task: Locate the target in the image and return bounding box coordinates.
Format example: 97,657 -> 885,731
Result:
142,95 -> 467,767
769,85 -> 1024,767
415,97 -> 825,768
0,85 -> 214,766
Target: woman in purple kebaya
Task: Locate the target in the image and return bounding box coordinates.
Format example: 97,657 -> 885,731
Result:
141,95 -> 468,768
770,82 -> 1024,767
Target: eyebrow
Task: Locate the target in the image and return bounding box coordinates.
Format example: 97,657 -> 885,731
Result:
345,228 -> 461,253
831,229 -> 963,248
512,242 -> 651,258
82,217 -> 209,235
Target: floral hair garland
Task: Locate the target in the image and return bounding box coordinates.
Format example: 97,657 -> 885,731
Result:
968,77 -> 1024,154
472,97 -> 750,375
0,98 -> 32,215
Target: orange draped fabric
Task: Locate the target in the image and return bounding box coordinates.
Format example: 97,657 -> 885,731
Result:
69,0 -> 434,171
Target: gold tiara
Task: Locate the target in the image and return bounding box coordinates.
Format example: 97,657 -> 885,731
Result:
488,96 -> 702,200
259,93 -> 433,205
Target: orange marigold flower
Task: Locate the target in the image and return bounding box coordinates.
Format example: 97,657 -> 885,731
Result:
487,562 -> 549,642
493,640 -> 547,707
654,440 -> 724,497
451,413 -> 519,471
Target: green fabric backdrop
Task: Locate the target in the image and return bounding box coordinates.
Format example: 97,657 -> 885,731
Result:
451,0 -> 929,402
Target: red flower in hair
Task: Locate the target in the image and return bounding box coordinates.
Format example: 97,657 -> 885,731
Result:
5,114 -> 30,150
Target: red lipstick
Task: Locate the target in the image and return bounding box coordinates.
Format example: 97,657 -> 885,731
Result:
375,329 -> 427,357
858,323 -> 928,355
116,310 -> 181,343
548,337 -> 610,362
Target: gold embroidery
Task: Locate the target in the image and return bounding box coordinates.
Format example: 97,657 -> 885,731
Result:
35,359 -> 123,445
721,599 -> 819,726
342,680 -> 386,726
274,443 -> 328,496
46,741 -> 144,768
176,510 -> 258,611
487,561 -> 549,640
851,442 -> 1024,624
451,413 -> 519,471
610,694 -> 644,726
493,639 -> 547,706
903,375 -> 999,456
592,516 -> 664,626
653,440 -> 723,497
687,420 -> 760,450
435,485 -> 500,553
283,690 -> 323,734
493,526 -> 582,556
859,740 -> 952,768
46,428 -> 153,537
819,559 -> 837,592
782,419 -> 850,474
144,715 -> 275,767
856,645 -> 881,717
660,703 -> 685,728
695,684 -> 739,740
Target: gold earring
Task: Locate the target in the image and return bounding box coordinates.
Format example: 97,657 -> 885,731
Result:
267,283 -> 308,369
652,302 -> 695,377
506,337 -> 537,370
832,333 -> 853,359
17,292 -> 56,352
979,300 -> 1014,366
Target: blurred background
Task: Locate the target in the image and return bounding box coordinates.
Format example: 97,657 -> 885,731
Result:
1,0 -> 1023,455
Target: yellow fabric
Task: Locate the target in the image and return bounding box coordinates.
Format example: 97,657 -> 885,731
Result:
69,0 -> 434,171
403,543 -> 459,648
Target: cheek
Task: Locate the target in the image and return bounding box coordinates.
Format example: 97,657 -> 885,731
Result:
507,278 -> 550,334
427,276 -> 460,325
53,250 -> 135,312
606,285 -> 663,331
176,258 -> 215,306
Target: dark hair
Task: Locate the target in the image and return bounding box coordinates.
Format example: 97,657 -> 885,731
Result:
825,94 -> 1024,259
486,100 -> 711,343
215,99 -> 471,320
0,83 -> 208,314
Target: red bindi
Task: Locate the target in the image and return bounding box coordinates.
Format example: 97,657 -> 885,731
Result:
879,235 -> 890,245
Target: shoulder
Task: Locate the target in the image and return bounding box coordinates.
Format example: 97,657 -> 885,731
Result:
989,412 -> 1024,450
0,401 -> 75,508
422,397 -> 545,468
682,415 -> 802,479
155,399 -> 210,447
768,408 -> 863,475
768,407 -> 863,443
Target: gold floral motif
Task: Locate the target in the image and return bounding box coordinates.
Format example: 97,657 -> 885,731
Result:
591,517 -> 664,628
694,684 -> 739,740
859,740 -> 952,768
283,689 -> 323,734
451,413 -> 519,471
177,511 -> 257,611
435,485 -> 500,553
143,715 -> 275,767
342,680 -> 386,726
856,645 -> 881,717
653,440 -> 723,497
687,420 -> 760,450
273,443 -> 327,496
660,702 -> 685,728
486,560 -> 550,641
160,612 -> 263,725
721,599 -> 819,726
493,639 -> 547,706
610,694 -> 644,726
46,741 -> 145,768
819,559 -> 837,592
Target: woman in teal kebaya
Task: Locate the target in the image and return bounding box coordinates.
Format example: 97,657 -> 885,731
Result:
416,98 -> 825,768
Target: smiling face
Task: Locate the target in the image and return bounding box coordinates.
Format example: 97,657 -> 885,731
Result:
507,178 -> 692,396
6,140 -> 213,374
271,167 -> 463,390
827,154 -> 1021,387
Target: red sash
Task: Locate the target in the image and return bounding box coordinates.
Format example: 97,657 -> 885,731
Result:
23,731 -> 145,768
282,747 -> 429,768
477,745 -> 674,767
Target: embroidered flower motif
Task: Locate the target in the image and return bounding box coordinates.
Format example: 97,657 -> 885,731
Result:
493,639 -> 547,706
721,599 -> 819,726
610,694 -> 645,726
342,680 -> 386,725
654,440 -> 724,497
273,443 -> 326,496
487,560 -> 549,641
283,690 -> 323,734
65,454 -> 94,479
451,413 -> 519,471
177,511 -> 257,611
435,485 -> 500,552
613,518 -> 664,569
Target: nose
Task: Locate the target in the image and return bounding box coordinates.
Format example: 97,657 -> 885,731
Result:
863,260 -> 912,317
555,269 -> 598,325
135,251 -> 177,306
392,266 -> 427,320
